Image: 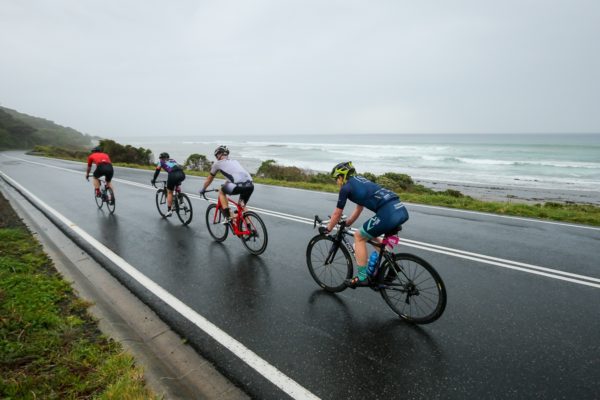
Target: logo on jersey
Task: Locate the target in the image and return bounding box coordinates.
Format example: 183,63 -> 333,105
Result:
366,216 -> 381,230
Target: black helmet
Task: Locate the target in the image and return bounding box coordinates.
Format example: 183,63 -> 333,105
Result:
331,161 -> 355,181
214,145 -> 230,158
159,152 -> 169,159
91,146 -> 102,153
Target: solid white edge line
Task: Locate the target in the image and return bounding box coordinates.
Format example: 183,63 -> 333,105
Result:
3,153 -> 600,287
0,170 -> 320,400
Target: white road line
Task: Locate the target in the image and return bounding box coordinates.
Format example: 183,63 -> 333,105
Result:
2,154 -> 600,288
0,170 -> 320,400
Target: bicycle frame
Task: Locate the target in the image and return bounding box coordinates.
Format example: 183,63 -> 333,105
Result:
213,194 -> 252,237
318,217 -> 405,287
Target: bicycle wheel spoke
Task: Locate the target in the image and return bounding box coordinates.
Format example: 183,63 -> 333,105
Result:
306,235 -> 352,293
380,254 -> 446,324
240,212 -> 268,255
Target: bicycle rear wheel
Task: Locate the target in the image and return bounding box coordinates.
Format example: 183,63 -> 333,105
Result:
106,188 -> 115,214
176,193 -> 193,225
205,203 -> 228,241
94,190 -> 103,209
306,235 -> 352,292
240,211 -> 268,255
379,253 -> 446,324
155,189 -> 169,217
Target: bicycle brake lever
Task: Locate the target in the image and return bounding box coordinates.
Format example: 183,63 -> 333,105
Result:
314,215 -> 322,228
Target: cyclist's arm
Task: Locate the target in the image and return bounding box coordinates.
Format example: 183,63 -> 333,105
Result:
201,174 -> 215,191
326,208 -> 344,232
152,165 -> 161,182
85,155 -> 93,177
346,205 -> 364,226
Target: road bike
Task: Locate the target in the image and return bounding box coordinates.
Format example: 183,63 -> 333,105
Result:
202,189 -> 268,255
154,180 -> 193,225
89,177 -> 115,214
306,216 -> 447,324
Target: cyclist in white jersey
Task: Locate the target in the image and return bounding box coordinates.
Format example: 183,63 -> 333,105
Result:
199,145 -> 254,222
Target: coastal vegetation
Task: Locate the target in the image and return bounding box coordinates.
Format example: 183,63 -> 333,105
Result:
0,193 -> 158,399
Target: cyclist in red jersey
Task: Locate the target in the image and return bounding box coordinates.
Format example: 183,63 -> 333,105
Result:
85,146 -> 114,201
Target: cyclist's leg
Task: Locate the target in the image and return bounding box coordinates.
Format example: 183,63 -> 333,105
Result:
220,182 -> 236,218
92,167 -> 102,195
104,165 -> 114,191
238,184 -> 254,212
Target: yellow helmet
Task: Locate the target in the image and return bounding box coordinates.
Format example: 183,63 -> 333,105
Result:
331,161 -> 355,182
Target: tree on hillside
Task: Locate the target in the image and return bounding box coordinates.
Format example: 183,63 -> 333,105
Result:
0,109 -> 37,149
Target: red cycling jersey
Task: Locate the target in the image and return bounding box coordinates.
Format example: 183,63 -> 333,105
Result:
87,152 -> 112,166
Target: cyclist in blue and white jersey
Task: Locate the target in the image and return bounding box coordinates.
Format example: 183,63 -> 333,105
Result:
199,145 -> 254,223
151,152 -> 186,217
322,161 -> 409,287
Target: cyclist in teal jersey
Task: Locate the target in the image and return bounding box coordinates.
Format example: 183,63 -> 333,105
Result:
322,161 -> 409,287
151,152 -> 186,217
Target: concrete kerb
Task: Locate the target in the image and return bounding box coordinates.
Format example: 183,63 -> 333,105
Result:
0,178 -> 249,400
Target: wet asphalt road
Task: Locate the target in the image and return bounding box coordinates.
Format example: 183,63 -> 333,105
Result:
1,151 -> 599,399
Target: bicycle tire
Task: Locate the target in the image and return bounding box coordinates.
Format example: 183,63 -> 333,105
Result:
306,235 -> 353,292
379,253 -> 446,324
106,188 -> 116,214
240,211 -> 268,255
205,203 -> 228,242
94,190 -> 103,209
155,189 -> 169,217
176,193 -> 193,225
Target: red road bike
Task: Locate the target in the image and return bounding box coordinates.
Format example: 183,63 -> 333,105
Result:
202,189 -> 268,255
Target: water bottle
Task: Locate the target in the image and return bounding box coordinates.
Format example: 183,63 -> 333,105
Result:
367,251 -> 379,277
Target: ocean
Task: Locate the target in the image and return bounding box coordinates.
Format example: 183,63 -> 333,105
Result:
118,133 -> 600,193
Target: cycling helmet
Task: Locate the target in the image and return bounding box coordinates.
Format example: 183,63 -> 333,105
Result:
159,152 -> 169,159
91,146 -> 102,153
331,161 -> 355,182
214,145 -> 230,158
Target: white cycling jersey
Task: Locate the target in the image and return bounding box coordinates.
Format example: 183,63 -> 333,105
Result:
210,158 -> 252,184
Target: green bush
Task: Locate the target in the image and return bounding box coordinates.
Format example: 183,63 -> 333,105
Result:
184,153 -> 212,172
98,139 -> 152,165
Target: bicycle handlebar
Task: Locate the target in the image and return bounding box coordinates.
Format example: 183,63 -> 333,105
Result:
200,188 -> 219,201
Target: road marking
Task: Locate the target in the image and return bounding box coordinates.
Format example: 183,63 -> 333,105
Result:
2,153 -> 600,288
0,170 -> 320,400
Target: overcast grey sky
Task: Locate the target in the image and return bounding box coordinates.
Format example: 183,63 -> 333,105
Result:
1,0 -> 599,137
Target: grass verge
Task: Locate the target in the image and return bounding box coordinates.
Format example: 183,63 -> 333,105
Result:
0,192 -> 159,399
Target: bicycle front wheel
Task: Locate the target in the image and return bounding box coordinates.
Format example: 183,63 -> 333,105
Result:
176,193 -> 193,225
240,211 -> 268,255
155,189 -> 169,217
306,235 -> 353,292
94,190 -> 103,209
379,253 -> 446,324
205,203 -> 228,242
106,188 -> 115,214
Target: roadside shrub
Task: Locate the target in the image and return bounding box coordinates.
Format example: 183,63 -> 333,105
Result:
378,172 -> 414,190
256,160 -> 309,181
184,153 -> 212,172
99,139 -> 152,165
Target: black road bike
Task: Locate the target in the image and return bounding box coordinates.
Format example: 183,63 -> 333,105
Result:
90,177 -> 115,214
154,180 -> 193,225
306,216 -> 446,324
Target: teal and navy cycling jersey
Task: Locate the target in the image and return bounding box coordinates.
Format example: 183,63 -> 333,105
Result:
156,159 -> 181,173
336,175 -> 399,212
